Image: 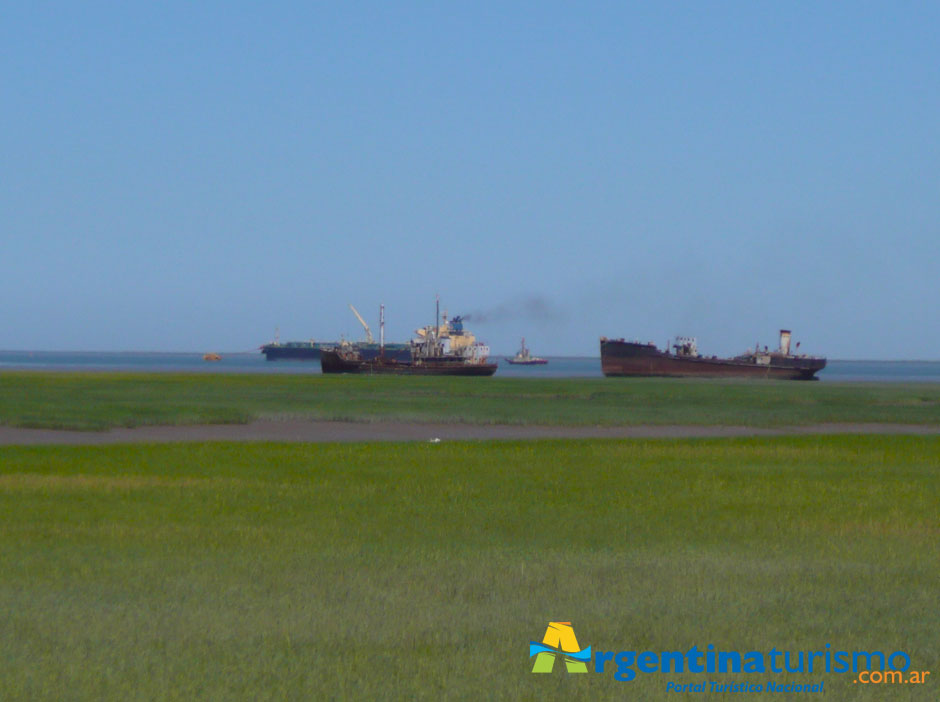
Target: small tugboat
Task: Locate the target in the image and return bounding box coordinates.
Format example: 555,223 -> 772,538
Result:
504,338 -> 548,365
202,352 -> 222,362
320,301 -> 498,376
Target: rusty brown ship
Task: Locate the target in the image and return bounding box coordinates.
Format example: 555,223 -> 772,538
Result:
600,330 -> 826,380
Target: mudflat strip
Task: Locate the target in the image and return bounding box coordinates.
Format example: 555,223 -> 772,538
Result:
0,420 -> 938,445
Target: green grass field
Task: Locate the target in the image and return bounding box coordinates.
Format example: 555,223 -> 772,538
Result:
1,371 -> 939,430
1,436 -> 936,700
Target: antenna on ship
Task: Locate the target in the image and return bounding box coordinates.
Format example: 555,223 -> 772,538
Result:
435,294 -> 440,340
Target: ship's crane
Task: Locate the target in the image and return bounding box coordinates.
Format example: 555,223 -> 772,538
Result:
348,304 -> 374,344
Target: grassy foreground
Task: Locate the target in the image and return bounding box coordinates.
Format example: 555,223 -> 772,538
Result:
1,371 -> 939,430
0,436 -> 937,700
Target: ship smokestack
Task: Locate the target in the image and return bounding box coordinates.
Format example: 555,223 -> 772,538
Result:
779,329 -> 792,356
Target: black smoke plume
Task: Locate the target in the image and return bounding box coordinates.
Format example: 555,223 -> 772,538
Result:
462,296 -> 566,324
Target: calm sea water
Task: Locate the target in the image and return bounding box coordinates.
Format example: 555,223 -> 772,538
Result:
0,351 -> 938,382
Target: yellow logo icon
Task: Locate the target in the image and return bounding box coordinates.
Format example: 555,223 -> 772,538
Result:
530,622 -> 591,673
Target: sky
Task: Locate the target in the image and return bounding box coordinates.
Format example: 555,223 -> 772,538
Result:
2,2 -> 938,358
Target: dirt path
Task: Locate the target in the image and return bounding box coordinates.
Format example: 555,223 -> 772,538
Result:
0,420 -> 938,445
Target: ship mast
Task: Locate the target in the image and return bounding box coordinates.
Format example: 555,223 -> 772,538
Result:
379,304 -> 385,353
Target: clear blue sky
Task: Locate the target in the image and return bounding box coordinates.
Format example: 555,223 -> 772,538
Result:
2,2 -> 937,358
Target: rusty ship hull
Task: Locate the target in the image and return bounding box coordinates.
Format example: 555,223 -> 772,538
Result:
321,350 -> 498,376
600,338 -> 826,380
